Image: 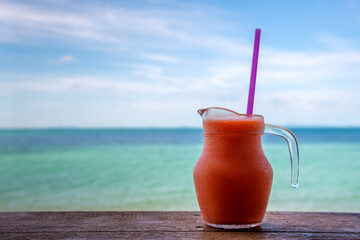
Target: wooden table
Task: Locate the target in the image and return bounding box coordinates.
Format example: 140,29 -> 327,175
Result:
1,211 -> 359,239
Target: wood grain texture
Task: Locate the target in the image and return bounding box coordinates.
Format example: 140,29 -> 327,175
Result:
1,211 -> 360,239
1,232 -> 360,240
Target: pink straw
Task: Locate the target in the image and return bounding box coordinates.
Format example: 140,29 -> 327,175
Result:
246,28 -> 261,115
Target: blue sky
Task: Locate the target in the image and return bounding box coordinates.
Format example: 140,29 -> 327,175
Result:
1,0 -> 360,127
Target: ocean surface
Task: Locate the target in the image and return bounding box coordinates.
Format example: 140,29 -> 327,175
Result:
1,128 -> 360,212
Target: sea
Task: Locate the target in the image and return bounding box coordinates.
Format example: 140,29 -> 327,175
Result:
0,128 -> 360,212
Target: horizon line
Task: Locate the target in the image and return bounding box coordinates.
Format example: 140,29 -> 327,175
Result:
1,126 -> 360,131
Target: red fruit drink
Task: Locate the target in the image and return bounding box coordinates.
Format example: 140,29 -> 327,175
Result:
193,109 -> 273,228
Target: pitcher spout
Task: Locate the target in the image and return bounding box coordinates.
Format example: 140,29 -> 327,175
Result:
197,108 -> 207,117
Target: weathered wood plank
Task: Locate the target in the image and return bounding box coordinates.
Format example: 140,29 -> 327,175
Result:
1,211 -> 360,234
1,211 -> 360,240
1,231 -> 360,240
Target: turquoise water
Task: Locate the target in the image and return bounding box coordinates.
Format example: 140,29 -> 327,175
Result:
0,129 -> 360,212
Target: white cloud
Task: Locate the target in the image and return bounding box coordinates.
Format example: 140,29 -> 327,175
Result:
255,89 -> 360,126
2,37 -> 360,127
0,1 -> 247,55
58,54 -> 75,63
207,64 -> 249,87
259,48 -> 360,87
132,64 -> 165,81
142,53 -> 180,63
1,71 -> 359,127
316,34 -> 353,50
0,76 -> 182,96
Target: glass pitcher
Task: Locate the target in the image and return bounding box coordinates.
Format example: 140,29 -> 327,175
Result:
193,107 -> 299,229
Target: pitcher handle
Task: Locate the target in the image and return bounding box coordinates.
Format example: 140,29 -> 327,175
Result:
264,124 -> 300,188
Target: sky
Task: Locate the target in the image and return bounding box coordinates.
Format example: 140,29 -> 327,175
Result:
0,0 -> 360,128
